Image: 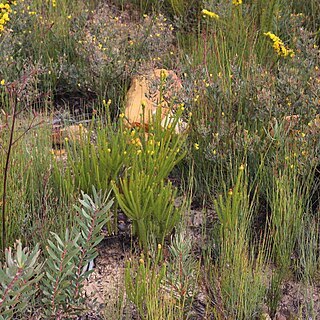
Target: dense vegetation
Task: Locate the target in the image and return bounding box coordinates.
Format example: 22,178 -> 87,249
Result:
0,0 -> 319,319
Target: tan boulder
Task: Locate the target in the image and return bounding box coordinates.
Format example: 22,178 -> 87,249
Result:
124,69 -> 183,130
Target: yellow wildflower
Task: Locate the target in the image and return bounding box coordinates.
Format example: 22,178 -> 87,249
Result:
232,0 -> 242,5
202,9 -> 219,20
134,138 -> 142,147
0,1 -> 14,34
264,32 -> 295,58
3,13 -> 9,21
194,143 -> 200,150
0,79 -> 5,86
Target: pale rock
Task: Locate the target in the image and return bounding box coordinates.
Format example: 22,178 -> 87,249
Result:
124,69 -> 185,133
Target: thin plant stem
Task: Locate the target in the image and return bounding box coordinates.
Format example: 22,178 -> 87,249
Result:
2,94 -> 16,255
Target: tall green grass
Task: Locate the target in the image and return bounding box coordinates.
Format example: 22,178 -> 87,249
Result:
205,165 -> 268,319
0,114 -> 75,249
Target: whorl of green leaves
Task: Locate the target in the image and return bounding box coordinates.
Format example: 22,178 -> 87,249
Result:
0,240 -> 42,319
113,176 -> 180,251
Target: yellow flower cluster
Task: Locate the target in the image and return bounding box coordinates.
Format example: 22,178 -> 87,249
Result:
264,32 -> 295,58
130,137 -> 142,148
232,0 -> 242,5
202,9 -> 219,20
0,1 -> 14,33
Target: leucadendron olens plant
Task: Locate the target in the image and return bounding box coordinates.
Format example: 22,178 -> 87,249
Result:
0,188 -> 113,318
0,240 -> 43,319
41,187 -> 113,318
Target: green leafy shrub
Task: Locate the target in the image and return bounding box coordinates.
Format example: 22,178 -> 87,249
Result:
0,240 -> 42,319
0,0 -> 176,112
113,173 -> 180,250
113,109 -> 186,250
0,188 -> 113,318
41,187 -> 113,317
66,121 -> 130,196
165,231 -> 199,316
180,5 -> 319,200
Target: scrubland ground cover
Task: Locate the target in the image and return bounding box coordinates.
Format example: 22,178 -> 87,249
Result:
0,0 -> 320,319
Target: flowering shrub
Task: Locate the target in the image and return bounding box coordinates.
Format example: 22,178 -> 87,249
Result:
264,32 -> 295,57
76,5 -> 175,100
179,6 -> 320,201
0,1 -> 14,34
0,1 -> 175,111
